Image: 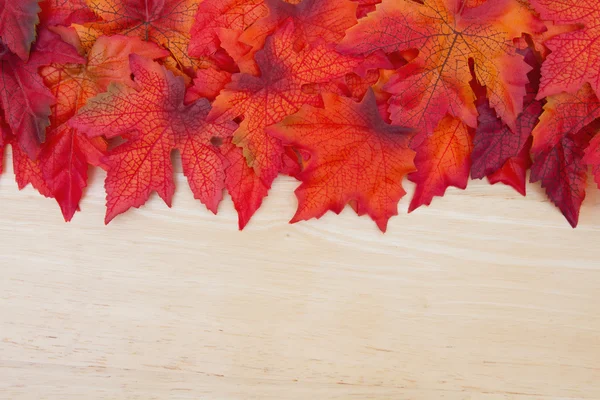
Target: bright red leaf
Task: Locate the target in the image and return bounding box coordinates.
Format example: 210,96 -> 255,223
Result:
529,0 -> 600,98
70,55 -> 236,223
269,90 -> 415,232
470,44 -> 543,193
239,0 -> 358,51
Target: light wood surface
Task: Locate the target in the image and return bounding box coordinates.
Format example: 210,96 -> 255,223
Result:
1,147 -> 600,400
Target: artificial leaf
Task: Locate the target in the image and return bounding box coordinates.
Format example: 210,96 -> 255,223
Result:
583,134 -> 600,190
529,0 -> 600,98
42,32 -> 169,126
353,0 -> 381,18
221,139 -> 270,228
240,0 -> 358,51
185,68 -> 232,102
470,44 -> 543,186
0,0 -> 41,60
339,0 -> 540,134
37,33 -> 167,220
530,84 -> 600,227
70,55 -> 236,222
78,0 -> 203,74
39,0 -> 96,27
0,28 -> 83,158
11,139 -> 53,197
210,20 -> 380,186
408,115 -> 472,212
269,90 -> 415,232
188,0 -> 270,58
487,137 -> 532,195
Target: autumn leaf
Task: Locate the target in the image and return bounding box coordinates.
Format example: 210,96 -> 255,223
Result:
0,28 -> 84,158
239,0 -> 358,51
339,0 -> 541,135
185,68 -> 232,102
529,0 -> 600,98
11,139 -> 53,198
42,32 -> 169,127
353,0 -> 381,18
210,20 -> 381,187
530,84 -> 600,227
37,32 -> 167,220
1,120 -> 53,197
470,44 -> 543,194
583,134 -> 600,190
78,0 -> 204,74
0,0 -> 42,60
187,0 -> 271,58
39,0 -> 96,27
487,138 -> 532,195
219,139 -> 268,228
70,55 -> 236,223
269,90 -> 415,232
408,115 -> 473,212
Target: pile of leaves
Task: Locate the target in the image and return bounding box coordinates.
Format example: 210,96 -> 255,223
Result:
1,0 -> 599,230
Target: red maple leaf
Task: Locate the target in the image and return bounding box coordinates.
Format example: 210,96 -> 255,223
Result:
0,28 -> 84,158
269,90 -> 415,232
210,20 -> 381,188
529,0 -> 600,98
470,44 -> 543,194
583,134 -> 600,190
239,0 -> 358,51
70,55 -> 236,223
38,31 -> 167,220
185,68 -> 232,102
0,119 -> 52,198
339,0 -> 541,135
0,0 -> 41,60
530,84 -> 600,227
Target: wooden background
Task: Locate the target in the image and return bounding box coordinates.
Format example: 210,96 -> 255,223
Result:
1,148 -> 599,399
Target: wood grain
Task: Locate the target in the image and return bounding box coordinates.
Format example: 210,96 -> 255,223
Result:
1,147 -> 599,399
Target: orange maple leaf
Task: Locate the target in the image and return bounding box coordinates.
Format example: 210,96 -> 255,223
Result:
70,55 -> 236,223
408,115 -> 472,212
270,90 -> 415,232
339,0 -> 541,134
